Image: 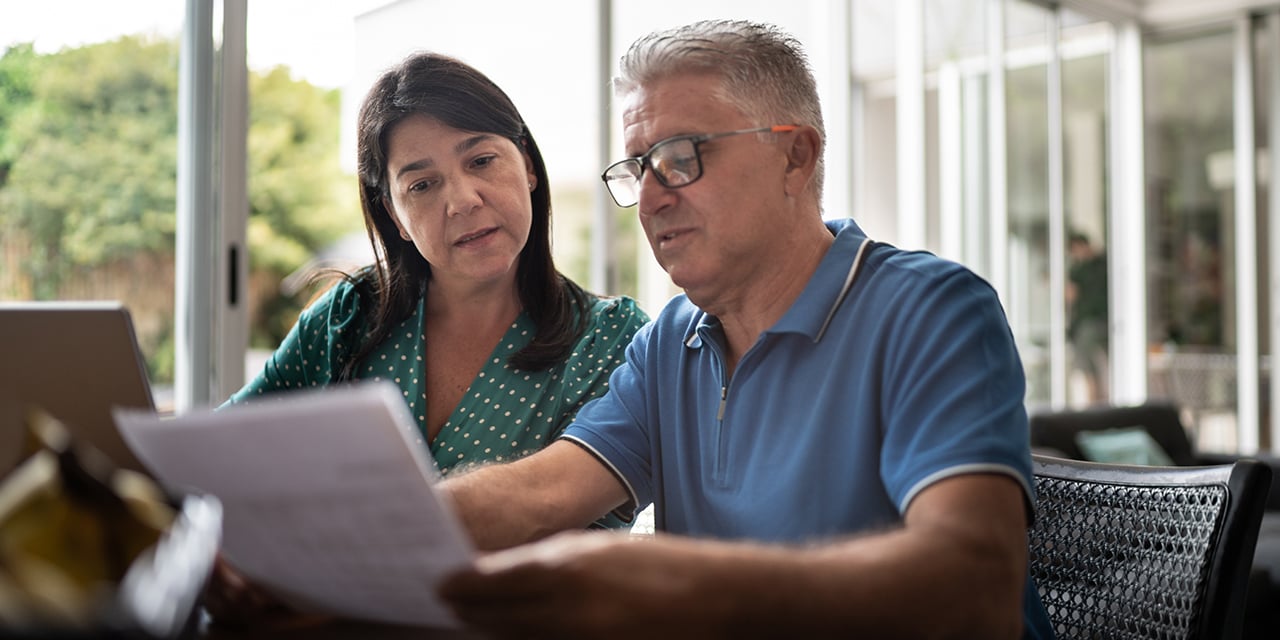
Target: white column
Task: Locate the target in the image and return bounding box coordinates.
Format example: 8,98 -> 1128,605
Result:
1234,15 -> 1260,453
176,0 -> 216,411
820,0 -> 854,221
851,79 -> 867,227
591,0 -> 616,295
1047,7 -> 1067,408
938,62 -> 963,263
216,0 -> 249,403
1269,14 -> 1280,454
987,0 -> 1010,302
896,0 -> 926,250
1106,21 -> 1148,404
963,73 -> 988,276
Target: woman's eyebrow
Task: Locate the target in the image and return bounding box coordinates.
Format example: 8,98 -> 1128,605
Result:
455,133 -> 495,155
395,134 -> 497,181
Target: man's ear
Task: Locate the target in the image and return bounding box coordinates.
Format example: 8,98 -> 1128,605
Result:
783,126 -> 821,197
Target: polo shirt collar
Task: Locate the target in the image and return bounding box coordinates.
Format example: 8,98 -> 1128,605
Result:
683,218 -> 870,349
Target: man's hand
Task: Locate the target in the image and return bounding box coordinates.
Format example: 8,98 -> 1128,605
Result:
202,555 -> 331,629
439,531 -> 725,639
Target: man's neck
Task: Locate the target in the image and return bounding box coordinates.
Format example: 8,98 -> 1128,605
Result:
711,216 -> 834,375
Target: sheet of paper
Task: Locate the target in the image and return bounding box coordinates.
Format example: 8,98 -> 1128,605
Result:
113,381 -> 475,628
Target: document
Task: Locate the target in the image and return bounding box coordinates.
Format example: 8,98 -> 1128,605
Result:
113,381 -> 475,628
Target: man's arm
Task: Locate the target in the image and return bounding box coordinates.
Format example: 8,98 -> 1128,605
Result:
745,472 -> 1029,638
440,472 -> 1029,639
438,439 -> 631,550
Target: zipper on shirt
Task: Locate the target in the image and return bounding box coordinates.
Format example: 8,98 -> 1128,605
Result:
701,320 -> 763,487
716,385 -> 727,421
699,330 -> 733,486
712,376 -> 731,486
711,342 -> 738,487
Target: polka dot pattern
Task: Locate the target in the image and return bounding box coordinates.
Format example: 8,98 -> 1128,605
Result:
226,280 -> 650,478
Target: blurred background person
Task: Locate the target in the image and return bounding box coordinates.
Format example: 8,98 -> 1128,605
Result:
1067,232 -> 1108,404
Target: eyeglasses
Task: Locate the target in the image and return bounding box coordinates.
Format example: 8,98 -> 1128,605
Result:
600,125 -> 799,208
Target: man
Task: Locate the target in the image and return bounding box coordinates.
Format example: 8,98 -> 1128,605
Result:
439,19 -> 1053,639
1067,232 -> 1108,403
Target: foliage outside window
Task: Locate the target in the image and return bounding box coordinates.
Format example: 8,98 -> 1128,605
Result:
0,37 -> 360,384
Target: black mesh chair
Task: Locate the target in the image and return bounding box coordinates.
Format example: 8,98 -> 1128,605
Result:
1028,454 -> 1271,640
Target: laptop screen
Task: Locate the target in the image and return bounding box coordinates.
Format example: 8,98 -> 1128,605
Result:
0,301 -> 156,476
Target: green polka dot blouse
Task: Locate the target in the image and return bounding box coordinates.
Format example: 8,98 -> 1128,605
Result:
226,279 -> 649,477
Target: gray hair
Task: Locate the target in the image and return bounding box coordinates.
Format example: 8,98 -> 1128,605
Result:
615,19 -> 826,202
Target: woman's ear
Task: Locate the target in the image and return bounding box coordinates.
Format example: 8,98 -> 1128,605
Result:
783,126 -> 821,197
522,148 -> 537,192
382,195 -> 411,241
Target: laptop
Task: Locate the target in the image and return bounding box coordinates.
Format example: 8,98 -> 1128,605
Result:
0,301 -> 156,475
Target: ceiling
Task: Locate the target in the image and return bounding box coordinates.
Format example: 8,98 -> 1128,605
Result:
1063,0 -> 1279,31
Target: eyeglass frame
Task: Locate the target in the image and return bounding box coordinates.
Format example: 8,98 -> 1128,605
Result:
600,124 -> 799,208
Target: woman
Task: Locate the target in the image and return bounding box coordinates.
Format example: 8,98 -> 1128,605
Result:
207,53 -> 648,624
226,52 -> 647,476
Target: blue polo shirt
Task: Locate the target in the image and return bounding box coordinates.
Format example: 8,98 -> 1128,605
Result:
563,218 -> 1051,638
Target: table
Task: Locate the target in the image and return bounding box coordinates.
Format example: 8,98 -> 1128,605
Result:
200,615 -> 489,639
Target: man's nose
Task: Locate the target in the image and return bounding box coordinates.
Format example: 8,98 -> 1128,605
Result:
636,170 -> 673,216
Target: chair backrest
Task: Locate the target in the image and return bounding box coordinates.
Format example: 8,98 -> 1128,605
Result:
1028,454 -> 1270,640
1029,403 -> 1197,465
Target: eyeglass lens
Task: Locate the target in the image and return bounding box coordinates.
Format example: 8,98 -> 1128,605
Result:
650,138 -> 700,188
604,137 -> 702,207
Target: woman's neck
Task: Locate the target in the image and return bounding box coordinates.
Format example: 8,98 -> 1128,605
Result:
426,276 -> 523,332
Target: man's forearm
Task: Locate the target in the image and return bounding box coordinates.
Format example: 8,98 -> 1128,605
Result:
437,439 -> 630,550
438,457 -> 571,550
442,520 -> 1026,639
701,527 -> 1024,638
713,474 -> 1027,638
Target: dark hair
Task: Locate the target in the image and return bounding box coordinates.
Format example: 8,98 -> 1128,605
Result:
342,52 -> 590,379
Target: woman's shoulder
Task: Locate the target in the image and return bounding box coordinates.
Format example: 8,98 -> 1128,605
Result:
564,294 -> 648,359
584,294 -> 650,328
296,274 -> 375,335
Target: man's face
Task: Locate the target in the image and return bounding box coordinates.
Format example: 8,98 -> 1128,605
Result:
1068,240 -> 1089,262
620,74 -> 792,308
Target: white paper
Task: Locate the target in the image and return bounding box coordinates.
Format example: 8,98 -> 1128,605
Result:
113,381 -> 475,628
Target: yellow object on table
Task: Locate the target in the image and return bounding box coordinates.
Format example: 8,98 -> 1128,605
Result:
0,409 -> 176,631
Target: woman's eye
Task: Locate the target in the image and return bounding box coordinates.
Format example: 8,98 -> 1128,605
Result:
472,154 -> 496,169
408,179 -> 433,193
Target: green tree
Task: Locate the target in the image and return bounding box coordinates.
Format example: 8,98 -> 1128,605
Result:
0,37 -> 360,374
1,37 -> 179,297
0,43 -> 39,186
247,66 -> 360,344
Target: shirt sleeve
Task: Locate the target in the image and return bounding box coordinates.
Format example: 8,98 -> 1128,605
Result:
222,280 -> 366,406
559,316 -> 659,521
551,297 -> 650,528
875,264 -> 1035,517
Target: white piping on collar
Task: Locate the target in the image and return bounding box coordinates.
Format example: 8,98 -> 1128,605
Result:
815,237 -> 874,343
683,237 -> 874,347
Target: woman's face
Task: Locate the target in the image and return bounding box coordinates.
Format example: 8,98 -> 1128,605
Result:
382,113 -> 536,290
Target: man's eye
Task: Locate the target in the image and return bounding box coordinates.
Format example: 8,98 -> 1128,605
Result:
653,154 -> 682,173
654,151 -> 696,180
